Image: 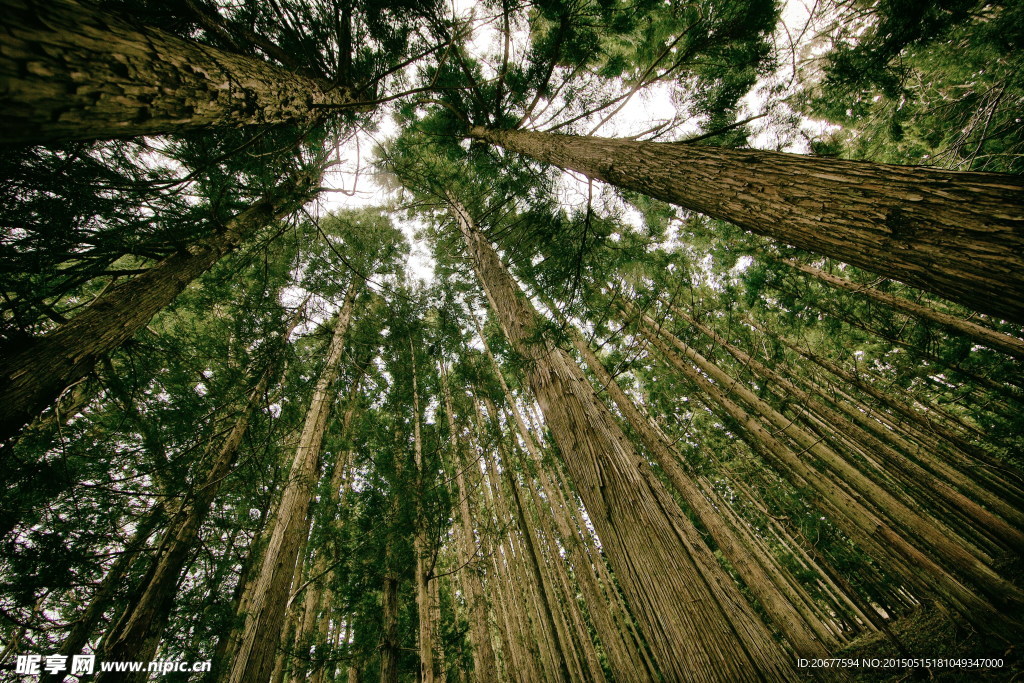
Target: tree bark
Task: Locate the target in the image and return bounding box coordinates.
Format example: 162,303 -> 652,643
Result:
565,319 -> 838,660
452,198 -> 797,682
782,260 -> 1024,360
468,126 -> 1024,324
227,280 -> 358,683
0,168 -> 321,446
0,0 -> 361,145
439,364 -> 499,681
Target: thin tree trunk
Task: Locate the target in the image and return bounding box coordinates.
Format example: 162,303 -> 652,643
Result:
0,0 -> 362,145
452,198 -> 797,682
439,364 -> 499,681
565,318 -> 838,660
0,169 -> 320,445
411,340 -> 441,683
783,260 -> 1024,360
468,126 -> 1024,324
228,280 -> 358,683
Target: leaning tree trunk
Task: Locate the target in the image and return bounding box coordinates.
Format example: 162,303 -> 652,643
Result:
0,0 -> 362,145
781,260 -> 1024,360
227,280 -> 358,683
93,306 -> 304,680
468,126 -> 1024,324
0,167 -> 321,446
451,198 -> 797,682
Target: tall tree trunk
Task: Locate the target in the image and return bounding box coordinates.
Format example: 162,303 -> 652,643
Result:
95,306 -> 304,678
0,0 -> 361,145
468,126 -> 1024,324
438,364 -> 499,681
564,318 -> 838,660
410,340 -> 442,683
451,199 -> 797,682
228,280 -> 358,683
782,260 -> 1024,360
292,368 -> 366,682
379,571 -> 400,683
0,169 -> 321,446
38,502 -> 166,683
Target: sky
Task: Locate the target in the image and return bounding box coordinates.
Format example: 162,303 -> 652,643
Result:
311,0 -> 835,288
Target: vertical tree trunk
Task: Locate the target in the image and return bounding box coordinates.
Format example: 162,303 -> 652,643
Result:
0,0 -> 360,145
451,199 -> 797,682
0,169 -> 321,446
438,364 -> 499,681
468,126 -> 1024,324
410,340 -> 441,683
379,571 -> 400,683
228,280 -> 358,683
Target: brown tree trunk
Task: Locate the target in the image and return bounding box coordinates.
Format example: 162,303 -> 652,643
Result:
565,319 -> 838,660
439,364 -> 499,681
379,571 -> 400,683
783,260 -> 1024,360
451,198 -> 797,682
468,126 -> 1024,324
410,341 -> 442,683
0,0 -> 361,145
0,169 -> 320,446
228,280 -> 358,683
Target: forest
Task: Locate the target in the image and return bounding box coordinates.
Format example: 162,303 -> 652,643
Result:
1,0 -> 1023,680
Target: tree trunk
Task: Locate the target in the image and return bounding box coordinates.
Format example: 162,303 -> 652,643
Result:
410,340 -> 441,683
451,198 -> 797,682
468,126 -> 1024,324
565,318 -> 838,660
227,280 -> 358,683
0,169 -> 321,446
0,0 -> 361,145
438,364 -> 499,681
782,260 -> 1024,360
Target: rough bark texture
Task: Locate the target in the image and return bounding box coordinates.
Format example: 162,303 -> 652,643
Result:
567,321 -> 837,660
0,0 -> 359,144
469,126 -> 1024,324
452,199 -> 798,682
227,281 -> 357,683
0,169 -> 320,446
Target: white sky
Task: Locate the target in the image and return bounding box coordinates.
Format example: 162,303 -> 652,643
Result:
312,0 -> 832,286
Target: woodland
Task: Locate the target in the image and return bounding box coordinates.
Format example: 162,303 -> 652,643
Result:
1,0 -> 1023,681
